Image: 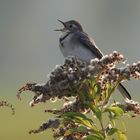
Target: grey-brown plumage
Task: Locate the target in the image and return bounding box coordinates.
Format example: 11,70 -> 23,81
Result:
55,20 -> 131,100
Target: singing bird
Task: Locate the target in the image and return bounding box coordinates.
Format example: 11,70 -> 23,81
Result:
55,20 -> 131,100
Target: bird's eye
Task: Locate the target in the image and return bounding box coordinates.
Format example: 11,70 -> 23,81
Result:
69,24 -> 73,28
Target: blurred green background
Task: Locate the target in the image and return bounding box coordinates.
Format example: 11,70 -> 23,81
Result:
0,0 -> 140,139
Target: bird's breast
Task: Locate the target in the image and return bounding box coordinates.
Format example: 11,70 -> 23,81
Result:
59,34 -> 96,62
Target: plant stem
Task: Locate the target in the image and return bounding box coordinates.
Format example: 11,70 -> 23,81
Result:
99,117 -> 107,139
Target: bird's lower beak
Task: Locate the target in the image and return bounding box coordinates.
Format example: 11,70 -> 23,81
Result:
54,28 -> 64,31
54,19 -> 66,31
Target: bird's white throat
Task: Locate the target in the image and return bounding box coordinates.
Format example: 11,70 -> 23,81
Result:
60,30 -> 71,40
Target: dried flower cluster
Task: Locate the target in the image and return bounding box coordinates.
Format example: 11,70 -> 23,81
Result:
17,51 -> 140,140
125,100 -> 140,117
0,100 -> 15,115
45,98 -> 89,115
17,51 -> 140,106
29,119 -> 60,134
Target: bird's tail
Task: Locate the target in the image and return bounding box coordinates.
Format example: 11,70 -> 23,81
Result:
117,83 -> 131,100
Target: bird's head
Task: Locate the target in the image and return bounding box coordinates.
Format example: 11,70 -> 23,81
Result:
54,20 -> 83,33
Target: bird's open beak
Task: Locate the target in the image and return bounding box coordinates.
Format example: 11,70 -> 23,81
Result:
54,19 -> 66,31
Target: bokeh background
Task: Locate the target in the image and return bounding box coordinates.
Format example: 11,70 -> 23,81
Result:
0,0 -> 140,140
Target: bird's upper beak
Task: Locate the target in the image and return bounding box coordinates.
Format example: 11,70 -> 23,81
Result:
54,20 -> 66,31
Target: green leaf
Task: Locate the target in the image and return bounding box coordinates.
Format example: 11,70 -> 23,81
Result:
73,126 -> 88,132
108,106 -> 124,117
107,128 -> 127,140
106,82 -> 112,98
64,126 -> 89,137
62,112 -> 97,130
88,104 -> 102,120
93,83 -> 101,101
105,82 -> 116,102
79,80 -> 92,102
108,128 -> 118,136
67,126 -> 88,134
62,112 -> 93,123
75,116 -> 93,128
89,78 -> 101,95
117,131 -> 127,140
84,135 -> 104,140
